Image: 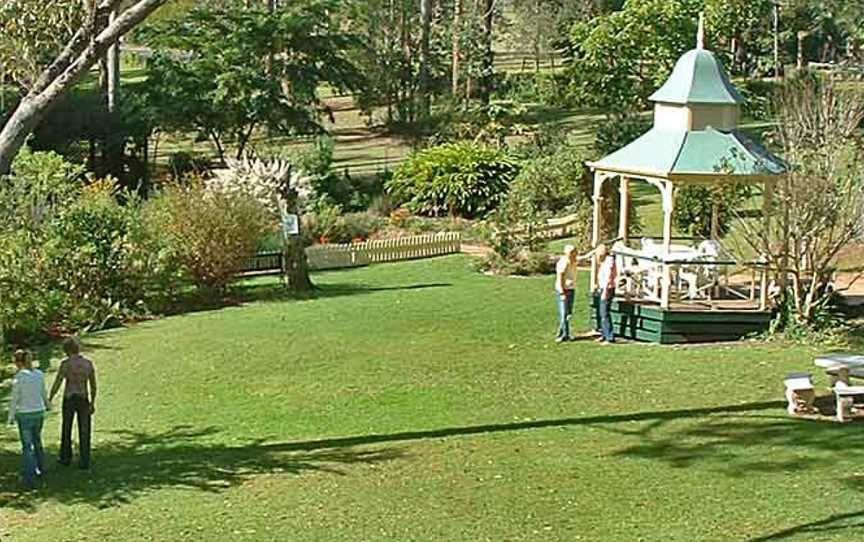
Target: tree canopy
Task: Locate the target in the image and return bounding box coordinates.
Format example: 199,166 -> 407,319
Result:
142,0 -> 365,162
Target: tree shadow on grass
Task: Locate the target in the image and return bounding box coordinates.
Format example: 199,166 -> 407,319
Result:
6,398 -> 854,514
0,401 -> 778,512
0,425 -> 407,512
160,281 -> 453,316
606,399 -> 864,478
746,509 -> 864,541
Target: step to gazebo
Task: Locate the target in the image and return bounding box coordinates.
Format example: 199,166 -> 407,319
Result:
590,297 -> 773,344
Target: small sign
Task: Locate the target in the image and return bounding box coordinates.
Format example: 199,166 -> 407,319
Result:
281,213 -> 299,237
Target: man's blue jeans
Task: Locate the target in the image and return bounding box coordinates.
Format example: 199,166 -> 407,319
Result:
16,412 -> 45,485
556,289 -> 575,340
598,292 -> 615,342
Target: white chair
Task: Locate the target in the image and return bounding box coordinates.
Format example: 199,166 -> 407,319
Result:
633,238 -> 663,302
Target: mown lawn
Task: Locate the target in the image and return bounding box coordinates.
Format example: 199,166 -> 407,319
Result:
1,255 -> 859,541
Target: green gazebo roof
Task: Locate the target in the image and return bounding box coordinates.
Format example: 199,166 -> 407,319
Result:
649,48 -> 743,105
588,127 -> 785,179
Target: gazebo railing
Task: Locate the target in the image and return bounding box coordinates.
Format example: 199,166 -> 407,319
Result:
610,242 -> 771,311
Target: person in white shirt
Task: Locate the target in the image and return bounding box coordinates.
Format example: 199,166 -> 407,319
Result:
554,244 -> 592,342
7,349 -> 50,486
595,244 -> 617,343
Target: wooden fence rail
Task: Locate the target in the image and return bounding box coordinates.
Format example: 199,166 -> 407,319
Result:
241,232 -> 462,275
508,212 -> 586,240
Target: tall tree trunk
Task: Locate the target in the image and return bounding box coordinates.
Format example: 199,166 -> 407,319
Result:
283,230 -> 314,292
452,0 -> 463,98
265,0 -> 276,84
106,9 -> 121,113
419,0 -> 433,118
0,0 -> 168,176
385,0 -> 395,124
797,31 -> 807,70
279,182 -> 314,293
400,3 -> 416,123
478,0 -> 494,105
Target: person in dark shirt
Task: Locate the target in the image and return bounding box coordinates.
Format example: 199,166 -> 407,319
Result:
49,337 -> 97,469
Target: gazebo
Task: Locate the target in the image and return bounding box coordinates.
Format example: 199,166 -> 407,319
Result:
586,19 -> 786,344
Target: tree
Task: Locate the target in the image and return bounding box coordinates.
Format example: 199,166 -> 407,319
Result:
0,0 -> 168,176
0,0 -> 86,90
734,75 -> 864,326
143,1 -> 364,163
565,0 -> 701,112
704,0 -> 773,76
420,0 -> 434,117
209,156 -> 316,292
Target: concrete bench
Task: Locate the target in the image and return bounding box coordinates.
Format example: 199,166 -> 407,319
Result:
834,385 -> 864,422
784,373 -> 816,415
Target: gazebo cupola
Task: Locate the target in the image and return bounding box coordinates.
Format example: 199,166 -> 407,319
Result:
649,30 -> 742,132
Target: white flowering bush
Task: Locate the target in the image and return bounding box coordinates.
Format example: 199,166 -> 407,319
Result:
208,157 -> 314,215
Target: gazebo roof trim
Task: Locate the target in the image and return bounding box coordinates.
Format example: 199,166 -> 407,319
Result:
649,48 -> 743,105
589,128 -> 786,179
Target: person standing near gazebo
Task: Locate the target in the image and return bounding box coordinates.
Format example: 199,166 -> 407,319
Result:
595,245 -> 617,344
554,245 -> 593,343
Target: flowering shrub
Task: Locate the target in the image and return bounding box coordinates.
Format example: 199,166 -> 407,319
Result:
146,180 -> 273,294
207,157 -> 313,215
0,156 -> 179,344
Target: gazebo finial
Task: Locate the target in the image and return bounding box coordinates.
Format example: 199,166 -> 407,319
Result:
697,12 -> 705,50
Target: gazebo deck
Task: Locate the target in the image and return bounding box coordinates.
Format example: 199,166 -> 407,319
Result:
590,296 -> 773,344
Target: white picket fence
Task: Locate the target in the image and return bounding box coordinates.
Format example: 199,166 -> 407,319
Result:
306,233 -> 462,270
241,233 -> 462,275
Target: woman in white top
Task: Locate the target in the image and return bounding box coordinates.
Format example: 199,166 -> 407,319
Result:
595,245 -> 617,343
7,349 -> 50,486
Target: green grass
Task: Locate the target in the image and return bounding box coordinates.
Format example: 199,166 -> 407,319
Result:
2,255 -> 861,541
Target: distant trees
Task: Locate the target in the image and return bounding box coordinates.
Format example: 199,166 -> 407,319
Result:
566,0 -> 701,112
564,0 -> 864,111
344,0 -> 450,125
704,0 -> 774,75
345,0 -> 514,125
142,1 -> 364,163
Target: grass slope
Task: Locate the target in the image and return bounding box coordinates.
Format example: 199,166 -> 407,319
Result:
1,256 -> 857,541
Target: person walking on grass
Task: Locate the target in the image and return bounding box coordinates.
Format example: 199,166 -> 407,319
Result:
555,244 -> 592,343
49,337 -> 97,470
7,349 -> 50,487
595,244 -> 617,344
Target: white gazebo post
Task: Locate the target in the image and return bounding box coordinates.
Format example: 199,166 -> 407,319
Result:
618,176 -> 630,242
590,171 -> 606,290
660,179 -> 675,309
